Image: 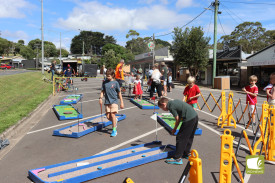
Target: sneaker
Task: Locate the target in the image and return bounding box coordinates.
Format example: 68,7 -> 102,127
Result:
182,154 -> 190,159
110,130 -> 117,137
165,158 -> 183,165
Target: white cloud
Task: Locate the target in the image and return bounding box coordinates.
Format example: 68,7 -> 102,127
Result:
1,30 -> 29,43
56,1 -> 191,31
176,0 -> 193,8
0,0 -> 33,18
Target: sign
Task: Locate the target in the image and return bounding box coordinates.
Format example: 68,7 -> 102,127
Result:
148,42 -> 155,50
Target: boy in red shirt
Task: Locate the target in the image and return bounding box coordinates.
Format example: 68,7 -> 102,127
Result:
182,76 -> 201,108
242,75 -> 258,126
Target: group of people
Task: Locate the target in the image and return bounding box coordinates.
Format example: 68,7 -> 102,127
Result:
148,62 -> 173,99
94,58 -> 275,166
98,60 -> 199,165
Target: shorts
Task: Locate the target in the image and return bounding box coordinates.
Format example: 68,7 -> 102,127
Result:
163,81 -> 167,86
105,104 -> 118,113
190,103 -> 197,109
249,105 -> 255,114
116,79 -> 124,87
269,99 -> 275,106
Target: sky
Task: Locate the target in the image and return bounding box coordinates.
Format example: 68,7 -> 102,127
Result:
0,0 -> 275,53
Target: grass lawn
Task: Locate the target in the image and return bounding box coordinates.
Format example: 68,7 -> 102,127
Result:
0,71 -> 53,134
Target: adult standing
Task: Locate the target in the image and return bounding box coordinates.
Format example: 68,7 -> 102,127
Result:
50,60 -> 56,81
131,66 -> 137,76
150,63 -> 162,99
161,62 -> 168,96
102,65 -> 107,80
115,59 -> 125,88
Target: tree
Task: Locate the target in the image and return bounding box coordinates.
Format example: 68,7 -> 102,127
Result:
18,40 -> 25,45
56,48 -> 69,57
219,22 -> 267,53
264,30 -> 275,45
20,46 -> 35,60
44,42 -> 57,57
28,39 -> 41,50
0,37 -> 12,55
170,26 -> 210,77
100,49 -> 120,69
102,43 -> 134,63
70,31 -> 116,55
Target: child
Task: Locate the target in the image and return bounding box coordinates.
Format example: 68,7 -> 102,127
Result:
99,68 -> 124,137
167,72 -> 172,92
133,74 -> 143,100
158,97 -> 198,165
183,76 -> 201,108
268,73 -> 275,105
242,75 -> 258,126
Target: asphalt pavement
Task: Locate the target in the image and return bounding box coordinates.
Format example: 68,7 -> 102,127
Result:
0,78 -> 274,183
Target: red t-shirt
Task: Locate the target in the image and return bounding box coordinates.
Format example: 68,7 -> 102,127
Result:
183,84 -> 200,104
245,85 -> 258,105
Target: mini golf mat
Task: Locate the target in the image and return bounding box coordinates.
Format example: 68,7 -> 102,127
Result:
53,104 -> 83,120
29,141 -> 175,183
130,98 -> 159,109
53,114 -> 126,138
60,94 -> 83,105
157,113 -> 202,135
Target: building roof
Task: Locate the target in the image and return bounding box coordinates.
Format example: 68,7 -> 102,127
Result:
246,43 -> 275,59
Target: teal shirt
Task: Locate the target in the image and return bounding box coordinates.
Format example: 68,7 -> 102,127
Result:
167,99 -> 197,122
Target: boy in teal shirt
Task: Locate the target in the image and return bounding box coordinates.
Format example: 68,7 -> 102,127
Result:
99,68 -> 124,137
158,97 -> 198,164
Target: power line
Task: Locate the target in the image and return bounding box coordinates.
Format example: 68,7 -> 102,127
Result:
220,5 -> 240,25
206,10 -> 213,38
220,3 -> 244,23
221,1 -> 275,6
218,14 -> 226,36
155,4 -> 211,38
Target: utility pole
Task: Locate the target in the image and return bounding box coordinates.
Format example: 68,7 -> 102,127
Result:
152,33 -> 155,66
41,0 -> 44,74
34,44 -> 40,69
212,0 -> 219,88
59,32 -> 62,63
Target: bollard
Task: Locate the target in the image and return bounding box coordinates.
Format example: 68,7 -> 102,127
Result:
267,105 -> 275,161
188,150 -> 203,183
219,129 -> 234,183
218,91 -> 227,127
220,91 -> 236,128
253,102 -> 269,155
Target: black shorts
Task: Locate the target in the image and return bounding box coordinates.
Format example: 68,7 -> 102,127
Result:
116,79 -> 124,87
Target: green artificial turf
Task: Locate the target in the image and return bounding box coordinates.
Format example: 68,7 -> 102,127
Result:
0,72 -> 52,134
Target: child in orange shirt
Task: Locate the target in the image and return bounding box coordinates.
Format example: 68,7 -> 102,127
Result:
182,76 -> 201,108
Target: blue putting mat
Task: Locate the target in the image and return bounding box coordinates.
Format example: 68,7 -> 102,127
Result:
60,94 -> 83,105
28,141 -> 175,183
53,114 -> 126,138
53,104 -> 83,120
130,98 -> 159,109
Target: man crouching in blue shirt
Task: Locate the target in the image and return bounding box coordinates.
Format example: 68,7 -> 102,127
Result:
158,97 -> 198,164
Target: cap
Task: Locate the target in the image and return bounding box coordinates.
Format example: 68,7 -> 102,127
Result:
161,62 -> 165,65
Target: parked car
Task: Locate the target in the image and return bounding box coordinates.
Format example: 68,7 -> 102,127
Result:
44,65 -> 50,71
0,64 -> 12,69
55,65 -> 62,75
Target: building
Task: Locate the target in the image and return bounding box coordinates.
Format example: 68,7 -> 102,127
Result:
238,43 -> 275,87
129,47 -> 175,78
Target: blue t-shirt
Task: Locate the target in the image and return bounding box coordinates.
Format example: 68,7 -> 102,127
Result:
102,80 -> 120,105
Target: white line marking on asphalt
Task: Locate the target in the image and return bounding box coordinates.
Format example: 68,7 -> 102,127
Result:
27,106 -> 137,134
95,127 -> 164,155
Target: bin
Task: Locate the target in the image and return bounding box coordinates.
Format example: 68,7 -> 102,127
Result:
214,76 -> 230,90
